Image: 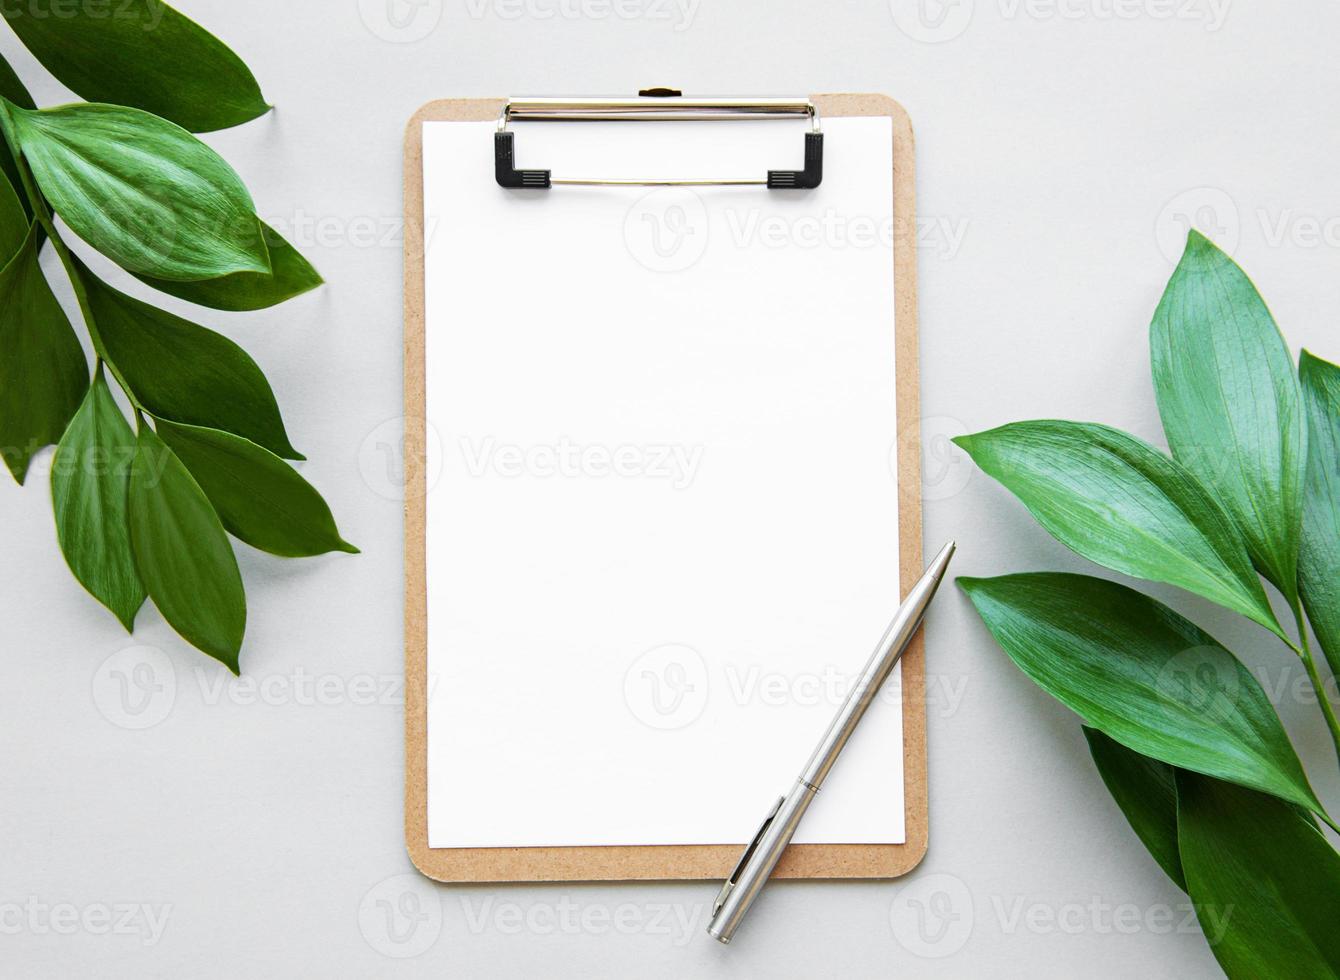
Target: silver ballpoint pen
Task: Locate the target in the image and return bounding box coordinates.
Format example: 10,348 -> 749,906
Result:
706,540 -> 956,944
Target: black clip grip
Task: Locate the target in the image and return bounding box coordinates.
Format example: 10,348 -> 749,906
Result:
495,131 -> 551,189
767,131 -> 823,189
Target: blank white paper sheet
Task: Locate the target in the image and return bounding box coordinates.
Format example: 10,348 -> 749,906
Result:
423,115 -> 902,848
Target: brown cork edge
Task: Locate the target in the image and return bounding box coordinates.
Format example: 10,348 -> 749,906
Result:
404,94 -> 923,882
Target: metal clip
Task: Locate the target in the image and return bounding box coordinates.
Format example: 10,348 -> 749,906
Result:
713,795 -> 786,916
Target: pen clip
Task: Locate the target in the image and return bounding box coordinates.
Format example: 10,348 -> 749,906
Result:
713,794 -> 786,916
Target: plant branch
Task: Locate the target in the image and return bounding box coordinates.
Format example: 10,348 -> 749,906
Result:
0,110 -> 143,412
1291,599 -> 1340,770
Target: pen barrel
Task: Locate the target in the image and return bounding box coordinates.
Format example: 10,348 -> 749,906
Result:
799,575 -> 938,789
706,779 -> 817,945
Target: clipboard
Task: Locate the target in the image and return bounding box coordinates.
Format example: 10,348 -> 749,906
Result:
403,93 -> 925,882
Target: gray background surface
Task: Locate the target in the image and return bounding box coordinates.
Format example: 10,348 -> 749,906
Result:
2,0 -> 1337,976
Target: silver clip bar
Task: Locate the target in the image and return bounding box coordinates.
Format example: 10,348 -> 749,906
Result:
494,95 -> 823,190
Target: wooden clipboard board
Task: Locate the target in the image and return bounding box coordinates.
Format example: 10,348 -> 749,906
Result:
403,93 -> 924,882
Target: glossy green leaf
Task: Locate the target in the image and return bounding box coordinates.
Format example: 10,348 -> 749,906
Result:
135,222 -> 322,311
4,101 -> 270,281
80,263 -> 301,459
1176,770 -> 1340,979
0,51 -> 34,220
959,572 -> 1329,824
51,371 -> 145,630
955,420 -> 1285,641
128,425 -> 245,672
157,418 -> 355,557
1151,231 -> 1306,602
0,165 -> 27,260
1083,727 -> 1185,890
1299,350 -> 1340,680
0,0 -> 269,133
0,223 -> 88,483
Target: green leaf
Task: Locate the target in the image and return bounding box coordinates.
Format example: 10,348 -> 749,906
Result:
156,418 -> 356,557
50,370 -> 145,630
134,221 -> 322,311
0,223 -> 88,483
79,263 -> 301,459
955,420 -> 1286,641
0,165 -> 28,260
959,572 -> 1330,825
1083,727 -> 1185,890
0,51 -> 34,220
1151,231 -> 1306,603
0,0 -> 269,133
128,425 -> 245,672
4,101 -> 270,281
1176,770 -> 1340,979
1299,350 -> 1340,680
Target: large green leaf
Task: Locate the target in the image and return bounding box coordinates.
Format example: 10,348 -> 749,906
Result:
80,263 -> 301,459
4,101 -> 270,281
0,0 -> 269,133
157,418 -> 355,557
955,420 -> 1285,641
135,221 -> 322,312
0,165 -> 27,260
1176,770 -> 1340,979
128,425 -> 245,672
1299,350 -> 1340,680
0,51 -> 34,220
1083,727 -> 1185,890
0,223 -> 88,483
1151,231 -> 1306,603
959,572 -> 1329,824
51,370 -> 145,630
